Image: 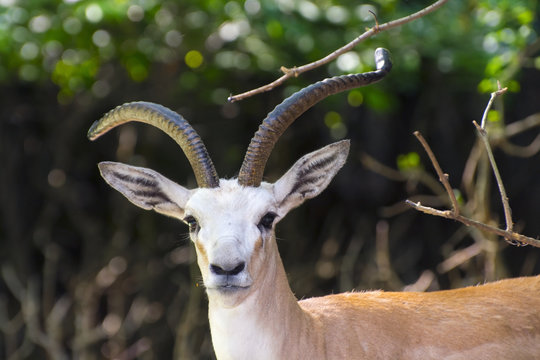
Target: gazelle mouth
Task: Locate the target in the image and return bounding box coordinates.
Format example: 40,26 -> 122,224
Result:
209,284 -> 251,293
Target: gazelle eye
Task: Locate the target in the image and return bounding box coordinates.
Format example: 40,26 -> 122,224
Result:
258,212 -> 277,231
183,215 -> 199,232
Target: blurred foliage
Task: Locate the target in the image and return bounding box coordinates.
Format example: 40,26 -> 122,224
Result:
1,0 -> 538,102
1,0 -> 540,359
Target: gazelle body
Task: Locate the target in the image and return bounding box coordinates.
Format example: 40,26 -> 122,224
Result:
89,49 -> 540,359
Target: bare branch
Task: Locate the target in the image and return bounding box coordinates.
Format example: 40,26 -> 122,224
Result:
499,133 -> 540,157
437,243 -> 483,274
505,112 -> 540,137
228,0 -> 450,102
405,84 -> 540,248
498,112 -> 540,157
405,200 -> 540,247
413,131 -> 460,215
473,84 -> 514,236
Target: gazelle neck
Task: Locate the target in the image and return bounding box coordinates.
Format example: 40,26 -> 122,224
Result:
207,238 -> 310,360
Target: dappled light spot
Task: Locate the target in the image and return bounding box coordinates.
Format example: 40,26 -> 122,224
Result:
256,52 -> 275,70
185,50 -> 204,69
397,152 -> 421,171
265,19 -> 283,39
179,71 -> 198,89
85,3 -> 103,23
62,17 -> 82,35
221,102 -> 240,119
211,88 -> 230,105
19,64 -> 39,81
92,29 -> 111,48
355,4 -> 377,21
219,20 -> 250,42
244,0 -> 261,15
483,34 -> 499,53
154,8 -> 172,28
480,9 -> 502,27
102,314 -> 122,336
109,256 -> 127,276
297,1 -> 320,21
215,50 -> 250,69
326,6 -> 349,25
48,169 -> 66,188
127,5 -> 144,22
29,14 -> 51,33
167,246 -> 193,265
347,90 -> 363,107
324,111 -> 347,140
297,34 -> 314,53
126,59 -> 148,81
164,29 -> 182,47
316,259 -> 336,279
43,40 -> 62,58
20,42 -> 39,60
324,111 -> 342,129
12,26 -> 30,42
437,50 -> 454,73
402,49 -> 420,70
91,79 -> 111,98
185,11 -> 209,29
219,22 -> 241,42
337,51 -> 360,72
184,11 -> 208,29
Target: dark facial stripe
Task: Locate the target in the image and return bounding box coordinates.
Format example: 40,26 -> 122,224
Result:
288,175 -> 324,198
113,171 -> 158,188
297,154 -> 337,178
133,189 -> 172,204
285,153 -> 337,199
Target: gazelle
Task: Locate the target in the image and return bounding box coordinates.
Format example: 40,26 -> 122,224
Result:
89,48 -> 540,359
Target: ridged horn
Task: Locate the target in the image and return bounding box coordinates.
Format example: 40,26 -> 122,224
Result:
237,48 -> 392,187
88,101 -> 220,188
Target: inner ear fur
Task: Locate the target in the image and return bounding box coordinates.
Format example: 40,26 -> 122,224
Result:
98,161 -> 191,219
273,140 -> 350,216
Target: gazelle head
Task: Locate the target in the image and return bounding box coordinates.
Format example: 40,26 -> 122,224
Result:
89,48 -> 391,308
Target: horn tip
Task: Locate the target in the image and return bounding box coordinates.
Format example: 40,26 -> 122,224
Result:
87,120 -> 101,141
374,48 -> 392,73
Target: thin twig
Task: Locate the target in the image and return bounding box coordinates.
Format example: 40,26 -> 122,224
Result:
437,243 -> 483,274
228,0 -> 450,102
405,200 -> 540,247
505,112 -> 540,137
405,84 -> 540,248
413,131 -> 460,215
473,83 -> 514,235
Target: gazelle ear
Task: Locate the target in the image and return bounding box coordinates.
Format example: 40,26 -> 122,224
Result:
98,161 -> 192,220
273,140 -> 350,217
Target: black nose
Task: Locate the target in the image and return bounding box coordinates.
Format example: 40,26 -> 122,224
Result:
210,262 -> 245,276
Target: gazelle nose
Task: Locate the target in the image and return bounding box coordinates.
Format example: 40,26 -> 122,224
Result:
210,262 -> 245,276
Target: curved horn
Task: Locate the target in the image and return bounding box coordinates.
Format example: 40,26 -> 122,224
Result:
88,101 -> 220,188
237,48 -> 392,187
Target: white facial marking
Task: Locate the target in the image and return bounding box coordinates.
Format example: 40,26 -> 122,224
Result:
185,180 -> 277,303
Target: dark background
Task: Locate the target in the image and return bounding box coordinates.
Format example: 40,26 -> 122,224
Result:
1,0 -> 540,358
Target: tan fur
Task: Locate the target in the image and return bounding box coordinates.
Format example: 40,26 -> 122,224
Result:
297,276 -> 540,359
208,228 -> 540,359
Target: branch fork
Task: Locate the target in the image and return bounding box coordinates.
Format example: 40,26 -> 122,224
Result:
406,85 -> 540,248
